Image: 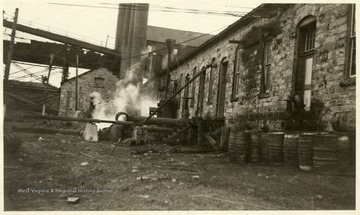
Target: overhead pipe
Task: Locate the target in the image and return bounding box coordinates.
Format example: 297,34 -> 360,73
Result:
23,114 -> 191,127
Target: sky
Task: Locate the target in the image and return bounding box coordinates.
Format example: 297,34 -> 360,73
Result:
2,0 -> 263,87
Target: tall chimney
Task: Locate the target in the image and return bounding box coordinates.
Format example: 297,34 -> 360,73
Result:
115,3 -> 149,83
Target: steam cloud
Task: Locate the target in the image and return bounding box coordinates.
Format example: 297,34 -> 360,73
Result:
90,62 -> 158,129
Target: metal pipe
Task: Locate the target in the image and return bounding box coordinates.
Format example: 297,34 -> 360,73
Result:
131,116 -> 190,126
24,115 -> 136,126
24,114 -> 191,127
142,64 -> 214,125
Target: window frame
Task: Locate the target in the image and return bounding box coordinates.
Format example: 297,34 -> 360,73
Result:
207,58 -> 216,104
261,37 -> 273,96
78,92 -> 85,110
183,74 -> 190,111
231,47 -> 241,101
348,4 -> 356,78
66,91 -> 72,108
190,67 -> 197,107
94,77 -> 105,88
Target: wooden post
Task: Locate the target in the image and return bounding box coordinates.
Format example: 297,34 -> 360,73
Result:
4,8 -> 19,82
42,54 -> 54,115
75,55 -> 79,111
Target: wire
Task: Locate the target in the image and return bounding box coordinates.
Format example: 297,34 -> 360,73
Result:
11,63 -> 62,82
10,65 -> 37,75
119,24 -> 229,61
48,3 -> 251,17
12,61 -> 63,69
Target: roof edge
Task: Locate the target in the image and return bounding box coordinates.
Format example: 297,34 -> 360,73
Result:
168,4 -> 294,71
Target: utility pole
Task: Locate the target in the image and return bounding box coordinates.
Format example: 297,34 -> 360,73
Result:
42,54 -> 54,115
75,55 -> 79,111
4,8 -> 19,82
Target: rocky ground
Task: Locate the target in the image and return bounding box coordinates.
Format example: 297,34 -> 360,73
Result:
3,121 -> 356,211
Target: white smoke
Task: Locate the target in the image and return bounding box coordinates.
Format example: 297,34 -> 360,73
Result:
90,62 -> 158,130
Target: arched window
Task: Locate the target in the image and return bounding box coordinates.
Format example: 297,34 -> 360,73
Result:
197,66 -> 206,117
232,47 -> 241,99
182,74 -> 191,118
261,37 -> 272,94
190,67 -> 197,107
208,58 -> 216,104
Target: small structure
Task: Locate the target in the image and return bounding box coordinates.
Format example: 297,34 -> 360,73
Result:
58,67 -> 119,117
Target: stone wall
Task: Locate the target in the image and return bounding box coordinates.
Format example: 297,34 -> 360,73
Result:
170,4 -> 355,132
58,68 -> 119,117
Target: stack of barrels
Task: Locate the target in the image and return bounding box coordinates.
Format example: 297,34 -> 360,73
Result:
228,129 -> 355,172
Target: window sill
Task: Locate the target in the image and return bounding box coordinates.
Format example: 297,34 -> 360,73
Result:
339,77 -> 356,87
259,92 -> 270,99
230,97 -> 239,102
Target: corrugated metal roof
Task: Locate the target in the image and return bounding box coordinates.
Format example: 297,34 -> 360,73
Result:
147,26 -> 214,47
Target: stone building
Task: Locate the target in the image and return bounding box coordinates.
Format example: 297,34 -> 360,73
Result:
58,67 -> 119,117
168,4 -> 356,131
143,26 -> 214,100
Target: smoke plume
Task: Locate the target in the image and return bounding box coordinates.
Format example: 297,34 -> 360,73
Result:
90,62 -> 158,129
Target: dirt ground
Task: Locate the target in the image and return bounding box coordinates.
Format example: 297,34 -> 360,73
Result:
3,122 -> 356,211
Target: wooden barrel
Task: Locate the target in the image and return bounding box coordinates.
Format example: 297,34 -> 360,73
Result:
283,133 -> 299,167
298,133 -> 316,171
260,133 -> 270,163
250,131 -> 261,163
331,111 -> 355,132
266,132 -> 285,165
313,133 -> 340,169
348,133 -> 356,168
228,131 -> 250,164
337,135 -> 351,167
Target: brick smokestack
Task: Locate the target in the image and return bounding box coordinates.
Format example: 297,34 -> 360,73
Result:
115,3 -> 149,82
